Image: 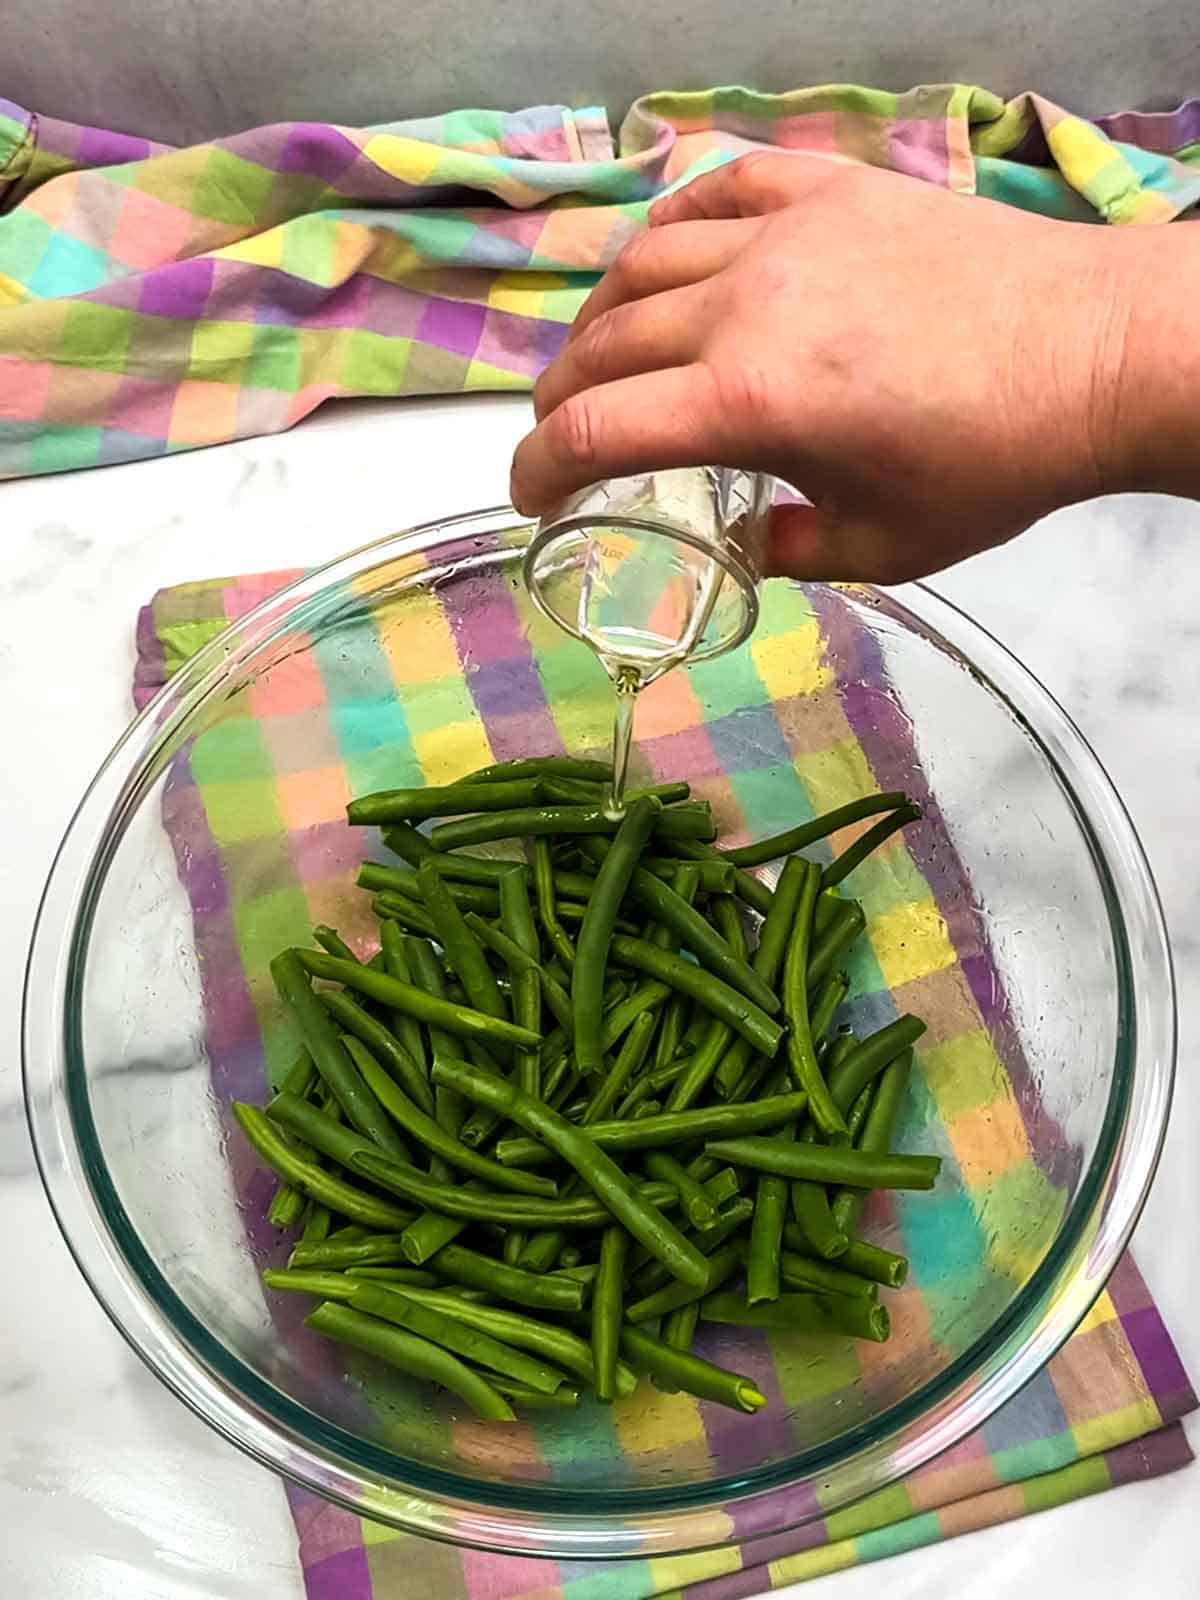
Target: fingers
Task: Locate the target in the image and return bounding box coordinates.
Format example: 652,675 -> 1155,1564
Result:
533,284 -> 707,422
650,151 -> 840,226
512,366 -> 726,517
566,219 -> 757,346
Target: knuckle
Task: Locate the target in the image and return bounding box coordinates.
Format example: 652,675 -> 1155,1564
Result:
548,392 -> 600,472
702,356 -> 780,437
611,228 -> 655,284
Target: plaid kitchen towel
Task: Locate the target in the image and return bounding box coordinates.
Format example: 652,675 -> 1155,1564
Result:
133,554 -> 1195,1599
4,83 -> 1200,478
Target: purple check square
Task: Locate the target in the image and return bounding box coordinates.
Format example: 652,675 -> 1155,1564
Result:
415,296 -> 487,360
139,257 -> 214,321
470,656 -> 549,720
275,123 -> 363,185
77,124 -> 154,168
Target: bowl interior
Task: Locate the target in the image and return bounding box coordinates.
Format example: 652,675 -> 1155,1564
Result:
66,518 -> 1129,1514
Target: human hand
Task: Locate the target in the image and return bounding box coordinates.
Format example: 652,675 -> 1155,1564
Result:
510,153 -> 1150,583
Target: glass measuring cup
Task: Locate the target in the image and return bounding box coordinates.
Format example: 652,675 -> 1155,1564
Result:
522,467 -> 773,687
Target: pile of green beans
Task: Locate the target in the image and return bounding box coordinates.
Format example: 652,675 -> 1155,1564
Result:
236,756 -> 937,1421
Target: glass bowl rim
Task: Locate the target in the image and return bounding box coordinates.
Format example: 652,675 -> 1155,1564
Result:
23,505 -> 1176,1559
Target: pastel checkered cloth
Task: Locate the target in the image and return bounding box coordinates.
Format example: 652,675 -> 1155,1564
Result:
5,82 -> 1200,477
134,557 -> 1195,1600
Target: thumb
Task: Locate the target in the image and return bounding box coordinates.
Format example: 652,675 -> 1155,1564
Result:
767,501 -> 917,586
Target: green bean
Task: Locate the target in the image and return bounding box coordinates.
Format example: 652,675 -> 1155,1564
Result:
465,914 -> 574,1034
467,757 -> 614,785
821,802 -> 922,889
390,1287 -> 638,1396
535,776 -> 666,805
266,1051 -> 319,1228
354,1148 -> 677,1227
493,1089 -> 809,1169
370,892 -> 439,937
809,973 -> 849,1052
344,1046 -> 560,1197
592,1226 -> 628,1402
700,1291 -> 890,1343
665,838 -> 774,916
619,1323 -> 766,1413
263,1268 -> 360,1301
807,898 -> 866,990
626,1243 -> 741,1323
362,862 -> 502,916
316,988 -> 430,1125
431,1059 -> 712,1290
312,925 -> 359,962
780,861 -> 846,1141
403,936 -> 466,1146
489,1379 -> 583,1408
723,794 -> 910,868
295,950 -> 540,1050
427,1244 -> 585,1312
662,1013 -> 734,1113
418,859 -> 508,1029
703,1167 -> 742,1208
627,1195 -> 754,1300
400,1205 -> 473,1265
347,1267 -> 468,1285
371,920 -> 430,1069
306,1301 -> 515,1419
826,1017 -> 925,1118
348,1282 -> 567,1394
348,778 -> 545,825
789,1070 -> 852,1260
704,1136 -> 941,1190
582,1009 -> 658,1125
380,821 -> 435,866
601,981 -> 671,1052
589,851 -> 780,1015
233,1104 -> 415,1231
778,1248 -> 881,1302
664,1303 -> 700,1352
643,1150 -> 717,1230
747,1158 -> 789,1306
532,836 -> 577,967
500,868 -> 543,1098
642,856 -> 734,894
608,937 -> 783,1056
291,1234 -> 410,1269
270,951 -> 410,1158
301,1201 -> 333,1242
430,803 -> 714,852
573,796 -> 661,1077
428,852 -> 530,887
711,856 -> 809,1100
831,1050 -> 914,1235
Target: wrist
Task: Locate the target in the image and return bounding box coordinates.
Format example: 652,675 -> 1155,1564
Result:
1089,226 -> 1198,499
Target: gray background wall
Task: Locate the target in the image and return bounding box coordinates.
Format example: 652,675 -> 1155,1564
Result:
4,0 -> 1199,145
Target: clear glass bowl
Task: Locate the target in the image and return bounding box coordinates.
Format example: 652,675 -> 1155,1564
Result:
23,507 -> 1175,1560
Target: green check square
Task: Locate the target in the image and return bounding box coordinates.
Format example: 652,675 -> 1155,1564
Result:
341,329 -> 410,394
59,302 -> 135,372
202,777 -> 283,845
245,324 -> 302,392
189,148 -> 276,225
27,425 -> 103,473
190,717 -> 275,784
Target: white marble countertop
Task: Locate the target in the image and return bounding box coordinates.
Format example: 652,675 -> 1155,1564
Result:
2,394 -> 1197,1598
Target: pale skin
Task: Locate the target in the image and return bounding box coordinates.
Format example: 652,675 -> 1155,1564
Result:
510,152 -> 1198,584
